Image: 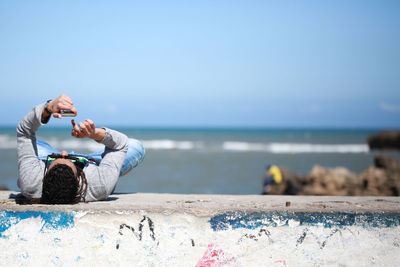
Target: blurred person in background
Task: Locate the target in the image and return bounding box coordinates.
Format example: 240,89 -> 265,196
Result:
262,164 -> 283,195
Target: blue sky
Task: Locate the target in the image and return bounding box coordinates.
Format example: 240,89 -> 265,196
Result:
0,0 -> 399,128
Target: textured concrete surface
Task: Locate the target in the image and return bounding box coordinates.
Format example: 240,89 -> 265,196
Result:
1,191 -> 400,266
1,191 -> 400,214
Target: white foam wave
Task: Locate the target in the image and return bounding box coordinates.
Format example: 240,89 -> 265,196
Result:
0,135 -> 104,151
50,139 -> 201,151
223,142 -> 369,153
47,139 -> 104,152
0,135 -> 201,151
0,134 -> 16,149
142,140 -> 201,150
0,134 -> 370,153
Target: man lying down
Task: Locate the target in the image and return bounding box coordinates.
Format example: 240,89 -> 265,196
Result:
17,94 -> 145,204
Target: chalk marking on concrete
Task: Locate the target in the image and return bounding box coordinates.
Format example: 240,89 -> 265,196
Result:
0,211 -> 74,237
209,212 -> 400,231
1,193 -> 400,266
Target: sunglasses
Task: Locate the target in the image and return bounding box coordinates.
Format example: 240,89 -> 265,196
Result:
44,153 -> 89,176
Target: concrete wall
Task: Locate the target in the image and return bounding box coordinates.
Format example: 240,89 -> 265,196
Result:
1,192 -> 400,266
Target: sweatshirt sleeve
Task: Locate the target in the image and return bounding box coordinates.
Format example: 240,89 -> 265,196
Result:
16,103 -> 48,199
83,128 -> 130,201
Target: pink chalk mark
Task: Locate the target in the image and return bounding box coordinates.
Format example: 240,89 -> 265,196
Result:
196,244 -> 239,267
274,260 -> 287,267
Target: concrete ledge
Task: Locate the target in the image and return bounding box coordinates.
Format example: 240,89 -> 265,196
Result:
1,191 -> 400,266
1,191 -> 400,214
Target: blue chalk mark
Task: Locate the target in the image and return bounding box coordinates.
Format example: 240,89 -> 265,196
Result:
97,234 -> 105,244
51,256 -> 60,265
0,211 -> 75,237
19,252 -> 29,259
209,212 -> 400,231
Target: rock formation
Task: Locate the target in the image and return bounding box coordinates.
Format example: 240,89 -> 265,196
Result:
367,131 -> 400,150
266,154 -> 400,196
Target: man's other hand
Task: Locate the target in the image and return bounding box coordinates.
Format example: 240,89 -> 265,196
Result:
71,119 -> 105,141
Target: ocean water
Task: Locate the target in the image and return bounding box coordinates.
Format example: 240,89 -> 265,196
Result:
1,127 -> 399,195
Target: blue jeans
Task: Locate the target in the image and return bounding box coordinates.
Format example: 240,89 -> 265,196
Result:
36,138 -> 144,176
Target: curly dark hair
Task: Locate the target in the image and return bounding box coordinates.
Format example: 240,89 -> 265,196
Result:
41,164 -> 88,204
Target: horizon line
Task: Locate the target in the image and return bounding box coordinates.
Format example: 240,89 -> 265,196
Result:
0,124 -> 397,131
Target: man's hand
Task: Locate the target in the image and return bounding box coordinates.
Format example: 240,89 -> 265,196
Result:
47,94 -> 78,119
71,119 -> 105,141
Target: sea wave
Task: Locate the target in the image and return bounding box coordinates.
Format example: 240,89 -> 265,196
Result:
0,134 -> 370,153
0,135 -> 105,151
223,142 -> 369,153
0,135 -> 203,151
141,140 -> 201,150
49,139 -> 104,152
0,134 -> 16,149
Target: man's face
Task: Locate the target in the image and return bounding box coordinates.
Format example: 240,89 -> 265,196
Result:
47,150 -> 78,176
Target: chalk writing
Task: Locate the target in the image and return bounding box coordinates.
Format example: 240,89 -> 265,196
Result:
296,229 -> 308,246
320,229 -> 339,249
116,216 -> 157,249
295,228 -> 340,249
237,228 -> 272,244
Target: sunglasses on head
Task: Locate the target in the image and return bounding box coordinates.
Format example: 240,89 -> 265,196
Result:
44,153 -> 89,176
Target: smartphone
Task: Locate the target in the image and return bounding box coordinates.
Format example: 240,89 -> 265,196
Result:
60,110 -> 76,117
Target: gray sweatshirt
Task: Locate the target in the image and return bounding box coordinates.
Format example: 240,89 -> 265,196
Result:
17,102 -> 130,202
